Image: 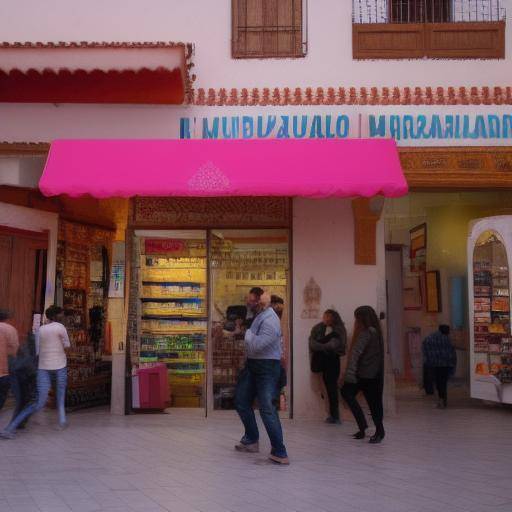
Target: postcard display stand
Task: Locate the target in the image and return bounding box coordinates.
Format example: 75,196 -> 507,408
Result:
468,216 -> 512,404
138,237 -> 207,408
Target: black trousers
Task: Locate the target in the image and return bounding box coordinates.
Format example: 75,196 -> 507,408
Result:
322,357 -> 340,420
423,364 -> 435,395
434,367 -> 451,405
0,375 -> 10,410
341,377 -> 384,435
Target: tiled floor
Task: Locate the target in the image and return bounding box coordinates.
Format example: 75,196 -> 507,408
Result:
0,387 -> 511,512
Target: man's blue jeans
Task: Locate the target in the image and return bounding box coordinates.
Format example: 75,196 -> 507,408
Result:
6,368 -> 67,432
234,359 -> 287,458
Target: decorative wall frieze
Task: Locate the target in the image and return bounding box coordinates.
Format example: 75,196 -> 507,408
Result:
132,197 -> 291,228
399,147 -> 512,188
190,86 -> 512,106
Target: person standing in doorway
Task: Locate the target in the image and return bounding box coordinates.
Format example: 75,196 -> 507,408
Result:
0,310 -> 19,411
309,309 -> 347,424
234,287 -> 289,465
0,305 -> 70,439
341,306 -> 385,444
422,325 -> 457,409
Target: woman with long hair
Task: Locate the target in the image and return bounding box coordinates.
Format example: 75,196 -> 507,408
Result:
341,305 -> 385,443
309,309 -> 347,424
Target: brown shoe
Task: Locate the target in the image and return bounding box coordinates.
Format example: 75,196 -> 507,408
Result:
235,442 -> 259,453
269,454 -> 290,465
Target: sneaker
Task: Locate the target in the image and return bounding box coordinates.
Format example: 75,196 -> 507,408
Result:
235,442 -> 259,453
325,416 -> 341,425
269,454 -> 290,465
0,431 -> 16,440
56,422 -> 69,431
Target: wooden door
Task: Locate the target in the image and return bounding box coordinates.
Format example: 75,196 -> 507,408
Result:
0,234 -> 13,311
0,227 -> 48,341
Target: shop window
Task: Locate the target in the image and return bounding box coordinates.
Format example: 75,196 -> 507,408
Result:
130,229 -> 291,414
232,0 -> 306,59
353,0 -> 506,59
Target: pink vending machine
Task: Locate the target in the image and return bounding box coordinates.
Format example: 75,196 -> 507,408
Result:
137,364 -> 170,410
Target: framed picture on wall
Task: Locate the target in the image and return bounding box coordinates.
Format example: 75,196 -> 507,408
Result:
410,223 -> 427,273
426,270 -> 442,313
403,275 -> 423,311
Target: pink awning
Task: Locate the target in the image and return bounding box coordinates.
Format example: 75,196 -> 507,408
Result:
39,138 -> 408,198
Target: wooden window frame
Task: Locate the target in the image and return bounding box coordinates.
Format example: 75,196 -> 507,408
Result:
232,0 -> 307,59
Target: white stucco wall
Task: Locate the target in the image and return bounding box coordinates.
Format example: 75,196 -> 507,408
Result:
0,202 -> 58,311
292,198 -> 385,419
0,0 -> 509,89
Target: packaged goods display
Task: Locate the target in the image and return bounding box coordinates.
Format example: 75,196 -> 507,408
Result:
473,232 -> 512,385
210,233 -> 289,410
57,221 -> 112,410
138,238 -> 207,407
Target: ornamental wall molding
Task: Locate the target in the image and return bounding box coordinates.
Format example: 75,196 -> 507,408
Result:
190,86 -> 512,106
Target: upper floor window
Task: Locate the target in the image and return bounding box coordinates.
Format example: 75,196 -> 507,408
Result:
353,0 -> 506,59
232,0 -> 306,59
389,0 -> 451,23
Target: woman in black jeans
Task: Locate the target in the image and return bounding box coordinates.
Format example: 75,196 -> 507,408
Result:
341,306 -> 385,444
309,310 -> 347,424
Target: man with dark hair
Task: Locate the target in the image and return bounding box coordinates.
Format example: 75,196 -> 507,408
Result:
270,295 -> 284,320
422,324 -> 457,409
234,288 -> 289,465
0,310 -> 19,411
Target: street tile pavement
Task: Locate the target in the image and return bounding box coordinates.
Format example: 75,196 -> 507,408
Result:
0,387 -> 511,512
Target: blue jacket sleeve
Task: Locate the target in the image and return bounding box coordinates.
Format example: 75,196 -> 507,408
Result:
245,317 -> 280,356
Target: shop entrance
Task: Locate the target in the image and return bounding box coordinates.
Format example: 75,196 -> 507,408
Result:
133,229 -> 291,415
383,191 -> 512,391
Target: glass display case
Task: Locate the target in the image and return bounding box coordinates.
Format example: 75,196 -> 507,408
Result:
469,219 -> 512,403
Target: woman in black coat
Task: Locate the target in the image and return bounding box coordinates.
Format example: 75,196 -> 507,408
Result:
309,310 -> 347,424
341,305 -> 385,444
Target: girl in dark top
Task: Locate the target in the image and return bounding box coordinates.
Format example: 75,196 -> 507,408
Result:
341,305 -> 385,443
309,309 -> 347,424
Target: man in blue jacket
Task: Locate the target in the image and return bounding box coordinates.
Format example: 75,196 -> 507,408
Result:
234,287 -> 289,465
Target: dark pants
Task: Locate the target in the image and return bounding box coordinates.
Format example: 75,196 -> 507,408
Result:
0,375 -> 10,410
10,372 -> 35,428
423,364 -> 435,395
434,367 -> 451,405
234,359 -> 287,458
322,357 -> 340,420
341,377 -> 384,435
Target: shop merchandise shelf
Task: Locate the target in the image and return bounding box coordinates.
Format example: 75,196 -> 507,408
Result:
137,237 -> 208,408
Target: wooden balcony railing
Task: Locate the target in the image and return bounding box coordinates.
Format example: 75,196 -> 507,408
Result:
353,0 -> 506,59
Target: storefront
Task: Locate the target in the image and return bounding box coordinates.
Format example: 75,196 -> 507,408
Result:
4,97 -> 512,417
0,177 -> 124,411
39,137 -> 406,417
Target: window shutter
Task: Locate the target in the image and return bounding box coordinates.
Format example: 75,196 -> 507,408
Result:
232,0 -> 304,58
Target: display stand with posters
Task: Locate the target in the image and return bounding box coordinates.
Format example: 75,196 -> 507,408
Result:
468,216 -> 512,404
